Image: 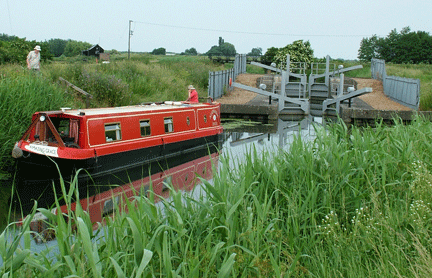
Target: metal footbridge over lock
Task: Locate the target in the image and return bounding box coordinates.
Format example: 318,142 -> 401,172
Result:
232,55 -> 372,117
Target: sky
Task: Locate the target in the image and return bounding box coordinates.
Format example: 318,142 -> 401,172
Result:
1,0 -> 432,60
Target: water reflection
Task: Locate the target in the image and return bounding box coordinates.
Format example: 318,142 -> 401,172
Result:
0,147 -> 220,266
221,116 -> 318,162
0,116 -> 321,267
1,116 -> 319,235
23,148 -> 220,243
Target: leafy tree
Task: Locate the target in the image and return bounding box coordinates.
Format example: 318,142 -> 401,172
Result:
378,29 -> 399,62
273,40 -> 314,69
38,41 -> 53,61
206,37 -> 236,58
220,42 -> 236,57
110,49 -> 120,55
358,27 -> 432,64
151,47 -> 166,55
0,37 -> 52,65
182,47 -> 197,56
417,31 -> 432,63
247,47 -> 262,57
206,46 -> 221,57
0,38 -> 28,64
0,33 -> 19,42
63,40 -> 92,57
47,38 -> 68,57
262,47 -> 279,65
358,35 -> 381,62
393,28 -> 432,64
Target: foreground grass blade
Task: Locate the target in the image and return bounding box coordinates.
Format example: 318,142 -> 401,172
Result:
135,249 -> 153,278
217,253 -> 236,278
76,217 -> 101,278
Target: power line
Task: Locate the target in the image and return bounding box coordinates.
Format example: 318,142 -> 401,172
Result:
133,20 -> 371,38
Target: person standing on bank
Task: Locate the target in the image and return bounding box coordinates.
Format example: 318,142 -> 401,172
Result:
27,45 -> 41,71
185,85 -> 199,103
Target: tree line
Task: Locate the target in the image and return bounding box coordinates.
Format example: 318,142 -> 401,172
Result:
0,33 -> 314,70
151,37 -> 238,57
152,37 -> 262,58
358,26 -> 432,64
2,26 -> 431,66
0,34 -> 93,64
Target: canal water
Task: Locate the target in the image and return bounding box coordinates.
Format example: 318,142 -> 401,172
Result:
0,116 -> 319,265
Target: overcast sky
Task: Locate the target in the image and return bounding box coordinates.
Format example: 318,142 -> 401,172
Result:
2,0 -> 431,60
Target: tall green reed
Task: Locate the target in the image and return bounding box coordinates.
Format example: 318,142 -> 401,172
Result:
0,74 -> 74,173
3,115 -> 432,276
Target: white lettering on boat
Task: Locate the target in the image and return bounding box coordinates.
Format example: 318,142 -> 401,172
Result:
25,144 -> 59,157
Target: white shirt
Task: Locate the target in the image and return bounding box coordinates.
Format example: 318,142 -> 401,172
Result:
27,50 -> 40,70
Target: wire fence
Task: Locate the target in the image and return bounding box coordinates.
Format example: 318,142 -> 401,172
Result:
371,58 -> 420,110
208,54 -> 247,100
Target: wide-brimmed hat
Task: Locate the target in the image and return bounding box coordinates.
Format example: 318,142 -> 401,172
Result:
188,85 -> 195,90
34,45 -> 41,51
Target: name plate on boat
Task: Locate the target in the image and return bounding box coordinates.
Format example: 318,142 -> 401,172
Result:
25,144 -> 59,157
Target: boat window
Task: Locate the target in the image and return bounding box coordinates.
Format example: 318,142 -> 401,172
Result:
164,117 -> 173,133
186,117 -> 190,126
51,118 -> 80,146
204,115 -> 207,123
39,117 -> 69,144
56,119 -> 70,136
140,120 -> 151,136
105,123 -> 122,142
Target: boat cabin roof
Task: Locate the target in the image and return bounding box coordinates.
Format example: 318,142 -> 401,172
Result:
47,102 -> 212,118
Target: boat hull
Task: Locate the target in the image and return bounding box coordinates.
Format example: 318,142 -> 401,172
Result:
12,134 -> 222,214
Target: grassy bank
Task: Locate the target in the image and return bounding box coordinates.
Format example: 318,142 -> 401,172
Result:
43,54 -> 225,106
0,55 -> 227,175
0,73 -> 76,174
2,116 -> 432,276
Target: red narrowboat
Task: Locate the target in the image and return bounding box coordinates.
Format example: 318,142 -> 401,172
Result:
11,101 -> 223,210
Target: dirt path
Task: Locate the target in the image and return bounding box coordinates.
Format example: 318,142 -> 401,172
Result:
216,74 -> 259,104
354,78 -> 412,111
217,74 -> 412,111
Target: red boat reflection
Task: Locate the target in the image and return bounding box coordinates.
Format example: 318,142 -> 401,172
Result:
20,149 -> 219,243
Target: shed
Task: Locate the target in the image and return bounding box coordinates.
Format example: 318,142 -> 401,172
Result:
82,44 -> 104,57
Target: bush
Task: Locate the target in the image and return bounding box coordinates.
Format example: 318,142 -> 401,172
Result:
80,70 -> 132,107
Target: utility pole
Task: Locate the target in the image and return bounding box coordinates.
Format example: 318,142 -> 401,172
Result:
128,20 -> 133,59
